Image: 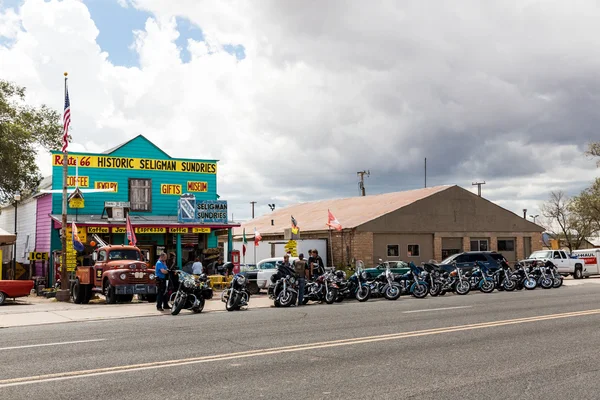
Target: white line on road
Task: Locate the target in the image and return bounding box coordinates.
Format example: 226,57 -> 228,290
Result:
403,306 -> 473,314
0,339 -> 106,351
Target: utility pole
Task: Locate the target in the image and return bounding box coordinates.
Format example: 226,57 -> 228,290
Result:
472,181 -> 485,197
250,201 -> 256,219
357,170 -> 370,196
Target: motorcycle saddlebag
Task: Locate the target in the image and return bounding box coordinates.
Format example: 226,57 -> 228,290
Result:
202,287 -> 214,300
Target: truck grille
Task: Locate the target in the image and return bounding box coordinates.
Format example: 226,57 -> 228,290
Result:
128,278 -> 148,284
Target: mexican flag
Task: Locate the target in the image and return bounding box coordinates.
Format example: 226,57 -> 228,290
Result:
242,228 -> 247,257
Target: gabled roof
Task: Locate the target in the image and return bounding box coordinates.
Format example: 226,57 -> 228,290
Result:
102,134 -> 172,158
233,185 -> 453,236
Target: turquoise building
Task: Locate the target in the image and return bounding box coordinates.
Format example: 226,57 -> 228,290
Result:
49,135 -> 238,274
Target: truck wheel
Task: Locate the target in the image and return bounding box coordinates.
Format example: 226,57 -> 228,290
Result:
145,295 -> 157,303
104,281 -> 117,304
574,265 -> 583,280
73,279 -> 83,304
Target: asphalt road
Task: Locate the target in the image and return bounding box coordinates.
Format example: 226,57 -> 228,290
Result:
3,285 -> 600,399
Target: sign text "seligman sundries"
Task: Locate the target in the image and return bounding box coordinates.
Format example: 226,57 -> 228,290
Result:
52,155 -> 217,174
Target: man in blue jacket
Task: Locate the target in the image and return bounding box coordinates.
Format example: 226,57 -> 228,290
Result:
155,253 -> 171,311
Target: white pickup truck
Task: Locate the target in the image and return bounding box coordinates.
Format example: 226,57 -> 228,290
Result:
523,250 -> 585,278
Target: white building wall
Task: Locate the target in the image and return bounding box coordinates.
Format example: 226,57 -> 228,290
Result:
0,197 -> 37,264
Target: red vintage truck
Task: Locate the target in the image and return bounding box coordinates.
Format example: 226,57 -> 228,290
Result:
0,280 -> 34,305
71,244 -> 157,304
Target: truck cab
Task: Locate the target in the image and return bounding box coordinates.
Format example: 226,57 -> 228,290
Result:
72,245 -> 157,304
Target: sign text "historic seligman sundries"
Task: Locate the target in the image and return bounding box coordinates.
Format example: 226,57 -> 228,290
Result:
52,155 -> 216,174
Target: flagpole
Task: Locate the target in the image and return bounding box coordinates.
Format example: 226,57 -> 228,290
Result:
328,226 -> 333,268
58,72 -> 69,301
253,228 -> 256,265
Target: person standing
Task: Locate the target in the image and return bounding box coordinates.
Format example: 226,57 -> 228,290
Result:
293,253 -> 308,306
155,253 -> 170,311
192,256 -> 203,275
309,249 -> 325,279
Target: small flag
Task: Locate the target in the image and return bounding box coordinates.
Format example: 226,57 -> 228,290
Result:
326,209 -> 342,231
71,221 -> 85,252
291,215 -> 299,235
254,228 -> 262,246
242,228 -> 247,257
126,214 -> 137,246
62,78 -> 71,153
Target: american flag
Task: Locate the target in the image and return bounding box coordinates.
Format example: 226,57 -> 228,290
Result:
61,80 -> 71,153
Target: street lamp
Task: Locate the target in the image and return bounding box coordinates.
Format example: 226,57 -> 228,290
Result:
268,204 -> 275,212
530,214 -> 539,224
12,191 -> 21,280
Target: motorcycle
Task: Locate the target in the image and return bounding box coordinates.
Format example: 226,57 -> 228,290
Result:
170,271 -> 212,315
494,260 -> 518,291
468,262 -> 496,293
531,260 -> 554,289
221,272 -> 251,311
338,261 -> 371,302
393,262 -> 429,298
302,271 -> 339,305
513,262 -> 537,290
545,260 -> 563,288
268,263 -> 298,307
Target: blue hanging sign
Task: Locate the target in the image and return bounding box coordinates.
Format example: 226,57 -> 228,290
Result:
178,193 -> 197,222
197,200 -> 228,224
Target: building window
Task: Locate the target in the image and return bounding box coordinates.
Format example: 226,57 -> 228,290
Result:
470,239 -> 488,251
497,239 -> 515,252
408,244 -> 420,257
387,245 -> 399,257
129,179 -> 152,212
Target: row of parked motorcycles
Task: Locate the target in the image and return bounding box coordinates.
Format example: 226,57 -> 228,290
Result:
267,258 -> 564,307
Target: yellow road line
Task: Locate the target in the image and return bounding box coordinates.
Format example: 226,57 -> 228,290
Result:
1,308 -> 599,388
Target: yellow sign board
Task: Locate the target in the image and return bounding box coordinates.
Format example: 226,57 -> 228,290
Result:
135,227 -> 166,234
66,176 -> 89,187
69,197 -> 85,209
284,240 -> 298,257
66,226 -> 87,243
161,184 -> 182,195
52,154 -> 217,174
112,227 -> 126,234
94,181 -> 118,192
28,252 -> 49,261
192,227 -> 211,234
187,181 -> 208,192
87,227 -> 109,234
65,226 -> 86,271
170,227 -> 189,234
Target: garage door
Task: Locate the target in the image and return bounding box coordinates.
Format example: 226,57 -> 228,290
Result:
442,238 -> 462,260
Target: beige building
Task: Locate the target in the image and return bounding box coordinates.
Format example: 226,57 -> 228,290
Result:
230,185 -> 544,267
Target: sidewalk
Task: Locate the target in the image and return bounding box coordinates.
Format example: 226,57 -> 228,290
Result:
0,293 -> 275,328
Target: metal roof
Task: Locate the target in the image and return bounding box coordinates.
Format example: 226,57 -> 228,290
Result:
234,185 -> 454,237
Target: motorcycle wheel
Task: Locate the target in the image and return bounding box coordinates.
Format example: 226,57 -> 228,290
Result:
325,289 -> 337,304
226,293 -> 237,311
541,278 -> 553,289
412,283 -> 428,299
553,277 -> 563,288
480,279 -> 495,293
171,292 -> 186,315
455,280 -> 470,295
279,290 -> 295,307
439,290 -> 447,296
503,279 -> 517,292
524,278 -> 537,290
355,285 -> 370,302
429,283 -> 441,297
384,284 -> 401,300
335,293 -> 345,302
192,298 -> 205,313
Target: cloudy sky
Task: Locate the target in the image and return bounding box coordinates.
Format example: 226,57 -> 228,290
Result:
0,0 -> 598,223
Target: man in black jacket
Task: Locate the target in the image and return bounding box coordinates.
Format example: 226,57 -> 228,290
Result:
309,249 -> 325,279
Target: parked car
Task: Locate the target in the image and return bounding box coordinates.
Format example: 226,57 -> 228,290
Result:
242,257 -> 299,294
363,260 -> 410,279
0,280 -> 34,305
522,250 -> 585,278
437,251 -> 506,273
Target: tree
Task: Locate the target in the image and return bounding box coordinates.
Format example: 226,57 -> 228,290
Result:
587,141 -> 600,166
540,191 -> 595,252
573,141 -> 600,233
0,80 -> 62,203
